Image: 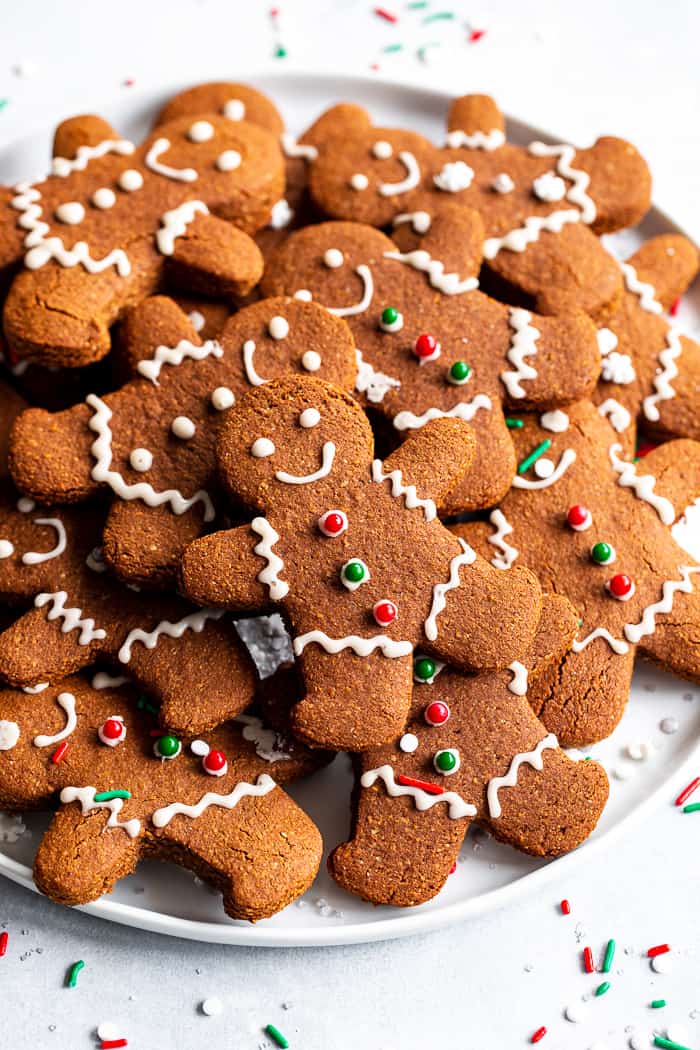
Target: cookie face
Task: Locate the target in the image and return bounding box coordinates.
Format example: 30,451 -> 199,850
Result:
9,295 -> 357,586
1,109 -> 283,367
330,594 -> 608,906
454,401 -> 700,746
261,213 -> 601,511
0,676 -> 326,920
0,484 -> 257,736
181,374 -> 543,751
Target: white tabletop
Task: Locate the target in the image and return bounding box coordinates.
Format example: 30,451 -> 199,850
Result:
1,2 -> 699,1047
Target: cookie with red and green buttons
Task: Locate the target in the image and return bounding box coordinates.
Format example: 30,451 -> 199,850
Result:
261,211 -> 601,511
9,294 -> 357,588
0,482 -> 257,737
452,400 -> 700,746
329,592 -> 608,907
181,374 -> 543,751
0,101 -> 284,368
0,674 -> 329,920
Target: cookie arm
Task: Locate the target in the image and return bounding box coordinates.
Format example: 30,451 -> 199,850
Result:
0,605 -> 108,686
380,417 -> 475,508
164,212 -> 264,300
642,439 -> 700,516
624,234 -> 699,308
10,403 -> 99,504
180,525 -> 274,611
502,310 -> 601,408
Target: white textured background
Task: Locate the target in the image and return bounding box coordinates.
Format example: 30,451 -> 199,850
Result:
1,2 -> 700,1048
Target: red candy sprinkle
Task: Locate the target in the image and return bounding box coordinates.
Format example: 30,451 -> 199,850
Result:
374,6 -> 397,22
51,741 -> 69,764
647,943 -> 671,958
676,776 -> 700,806
635,440 -> 658,458
607,573 -> 635,600
203,749 -> 227,775
413,333 -> 441,361
531,1027 -> 547,1044
566,504 -> 591,531
449,861 -> 457,874
0,931 -> 8,957
102,718 -> 124,741
560,899 -> 570,915
397,774 -> 444,795
318,510 -> 348,537
373,599 -> 397,627
424,700 -> 450,727
670,296 -> 681,317
101,1041 -> 128,1049
469,28 -> 487,42
583,946 -> 595,973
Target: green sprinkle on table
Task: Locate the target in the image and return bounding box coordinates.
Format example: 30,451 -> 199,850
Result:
266,1024 -> 289,1048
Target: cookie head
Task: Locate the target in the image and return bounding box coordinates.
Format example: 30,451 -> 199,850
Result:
217,376 -> 373,511
154,81 -> 285,137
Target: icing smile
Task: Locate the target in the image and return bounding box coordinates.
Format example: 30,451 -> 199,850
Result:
326,264 -> 374,318
275,442 -> 336,485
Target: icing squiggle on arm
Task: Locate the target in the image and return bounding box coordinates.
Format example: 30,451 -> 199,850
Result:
501,308 -> 540,399
118,608 -> 225,664
293,631 -> 412,658
620,262 -> 663,314
371,461 -> 437,521
486,734 -> 559,818
571,627 -> 629,655
137,336 -> 223,384
624,566 -> 700,644
487,509 -> 518,569
156,200 -> 208,255
34,592 -> 106,646
33,692 -> 77,747
383,249 -> 479,295
643,328 -> 682,423
151,773 -> 277,828
598,399 -> 631,434
392,395 -> 492,432
424,539 -> 477,642
361,764 -> 476,819
251,517 -> 288,601
608,444 -> 675,525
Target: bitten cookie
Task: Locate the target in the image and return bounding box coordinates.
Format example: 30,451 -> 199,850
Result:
0,483 -> 257,736
261,213 -> 600,511
0,107 -> 283,367
9,295 -> 356,586
330,594 -> 608,906
181,375 -> 543,751
454,401 -> 700,746
0,676 -> 327,920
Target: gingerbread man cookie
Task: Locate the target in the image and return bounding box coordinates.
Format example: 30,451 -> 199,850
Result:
0,676 -> 327,920
0,107 -> 283,367
181,375 -> 543,751
0,484 -> 257,736
453,401 -> 700,746
261,212 -> 600,510
0,378 -> 26,478
9,295 -> 356,586
330,594 -> 608,906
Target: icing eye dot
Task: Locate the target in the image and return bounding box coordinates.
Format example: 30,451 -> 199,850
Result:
434,747 -> 460,775
188,310 -> 205,332
532,171 -> 567,202
223,98 -> 246,120
203,748 -> 228,777
251,437 -> 275,458
118,169 -> 143,192
171,416 -> 196,440
54,201 -> 85,225
425,700 -> 450,726
302,350 -> 321,372
399,732 -> 419,753
211,386 -> 235,411
591,541 -> 616,566
188,120 -> 214,142
341,558 -> 370,591
0,540 -> 14,559
323,248 -> 344,269
318,510 -> 348,537
491,172 -> 515,194
0,719 -> 20,750
154,734 -> 181,760
373,599 -> 397,627
98,716 -> 126,747
372,140 -> 393,159
350,173 -> 369,191
268,315 -> 289,340
17,497 -> 35,513
414,333 -> 441,363
433,161 -> 474,193
448,360 -> 471,385
606,573 -> 635,601
92,187 -> 116,209
299,407 -> 321,428
216,150 -> 242,172
380,306 -> 404,333
567,504 -> 592,531
294,289 -> 312,302
534,457 -> 554,479
129,448 -> 153,472
414,657 -> 437,683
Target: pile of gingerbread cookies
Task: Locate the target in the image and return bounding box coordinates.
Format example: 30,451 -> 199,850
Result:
0,80 -> 698,921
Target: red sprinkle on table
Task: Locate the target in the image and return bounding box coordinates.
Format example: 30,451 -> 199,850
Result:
374,6 -> 397,22
560,899 -> 570,915
0,932 -> 8,957
469,29 -> 487,42
583,946 -> 595,973
670,296 -> 681,316
647,943 -> 671,958
531,1026 -> 547,1043
51,741 -> 69,764
449,861 -> 457,874
396,774 -> 444,795
675,776 -> 700,806
101,1041 -> 128,1049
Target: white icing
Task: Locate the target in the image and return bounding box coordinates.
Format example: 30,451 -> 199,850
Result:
608,444 -> 675,524
294,289 -> 312,301
54,201 -> 85,225
268,315 -> 289,340
355,349 -> 401,403
251,437 -> 275,458
372,140 -> 393,159
33,692 -> 77,748
118,608 -> 225,664
350,173 -> 368,191
60,786 -> 140,838
17,498 -> 35,513
269,199 -> 293,229
299,408 -> 320,428
487,734 -> 558,818
188,120 -> 214,143
216,150 -> 241,172
50,139 -> 134,177
393,210 -> 431,234
532,171 -> 566,202
87,393 -> 215,521
507,661 -> 528,695
293,631 -> 412,659
361,764 -> 476,819
491,172 -> 514,194
399,733 -> 419,753
371,460 -> 436,521
188,310 -> 205,332
243,340 -> 268,386
598,398 -> 631,433
91,672 -> 130,690
487,509 -> 518,569
433,161 -> 474,192
156,200 -> 209,255
571,627 -> 629,655
601,351 -> 636,385
35,591 -> 106,645
624,566 -> 700,644
540,410 -> 569,433
251,517 -> 288,601
392,395 -> 493,431
534,458 -> 554,478
326,265 -> 374,317
643,328 -> 682,422
145,138 -> 197,182
129,448 -> 153,472
137,336 -> 223,384
424,538 -> 477,642
597,327 -> 619,355
529,141 -> 596,219
274,442 -> 336,484
444,129 -> 506,151
171,416 -> 196,440
22,682 -> 49,694
512,449 -> 577,489
280,134 -> 318,161
620,262 -> 663,314
0,540 -> 14,559
211,386 -> 235,410
383,249 -> 479,295
223,99 -> 245,121
237,715 -> 291,763
152,773 -> 277,828
118,169 -> 143,191
323,248 -> 344,269
377,151 -> 421,196
501,308 -> 540,399
302,351 -> 321,372
0,720 -> 20,750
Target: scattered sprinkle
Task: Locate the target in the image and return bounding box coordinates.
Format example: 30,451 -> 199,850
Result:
93,790 -> 131,803
383,42 -> 404,52
669,297 -> 681,317
647,944 -> 671,958
651,953 -> 673,974
0,932 -> 8,957
374,6 -> 398,21
531,1026 -> 547,1043
683,802 -> 700,813
583,946 -> 595,973
407,0 -> 428,7
659,717 -> 679,734
675,777 -> 700,806
518,439 -> 552,475
560,899 -> 571,915
51,741 -> 69,764
505,417 -> 524,429
595,981 -> 611,996
201,997 -> 223,1016
101,1041 -> 128,1049
422,10 -> 455,23
651,1000 -> 667,1009
66,960 -> 85,988
0,100 -> 8,113
468,28 -> 487,42
396,774 -> 444,795
602,938 -> 616,973
265,1024 -> 290,1048
653,1038 -> 691,1050
122,78 -> 135,88
416,41 -> 441,62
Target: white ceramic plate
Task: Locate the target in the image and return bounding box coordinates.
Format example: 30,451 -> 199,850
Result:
1,72 -> 699,947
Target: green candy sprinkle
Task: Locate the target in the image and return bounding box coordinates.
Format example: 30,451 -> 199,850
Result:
265,1025 -> 289,1049
505,418 -> 524,429
155,735 -> 181,759
434,748 -> 458,774
591,542 -> 615,566
517,439 -> 552,475
94,790 -> 131,803
654,1038 -> 693,1050
382,43 -> 403,52
66,960 -> 84,988
342,560 -> 366,584
448,360 -> 471,385
414,657 -> 436,682
595,980 -> 611,997
602,938 -> 616,973
136,694 -> 160,716
683,802 -> 700,813
651,999 -> 666,1009
274,45 -> 287,58
382,306 -> 399,325
423,10 -> 455,23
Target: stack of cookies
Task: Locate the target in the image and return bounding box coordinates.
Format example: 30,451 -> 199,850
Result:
0,81 -> 698,920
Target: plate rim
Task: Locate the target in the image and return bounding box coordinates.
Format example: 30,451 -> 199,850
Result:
0,68 -> 697,947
